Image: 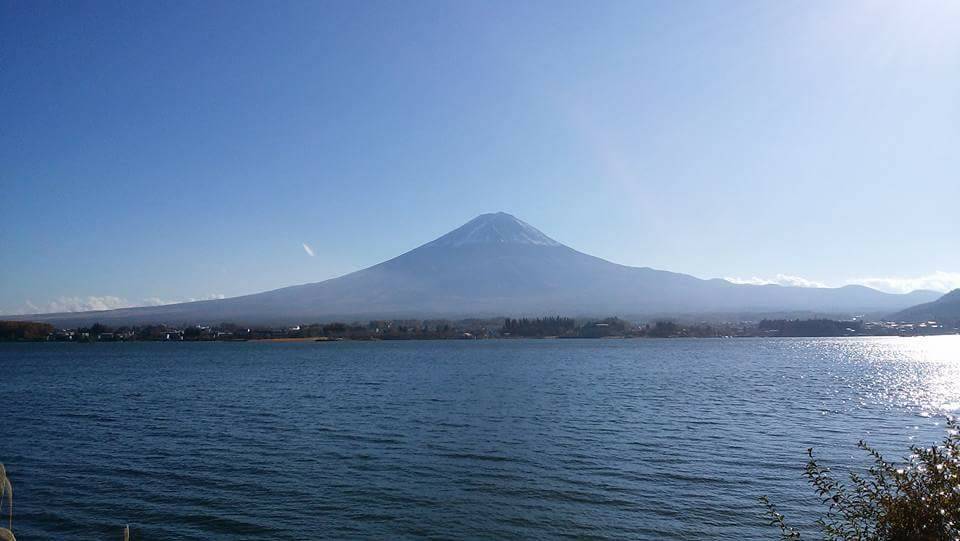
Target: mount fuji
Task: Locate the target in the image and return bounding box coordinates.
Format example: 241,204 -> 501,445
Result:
7,212 -> 939,325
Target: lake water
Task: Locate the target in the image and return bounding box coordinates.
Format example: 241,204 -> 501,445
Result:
1,337 -> 958,539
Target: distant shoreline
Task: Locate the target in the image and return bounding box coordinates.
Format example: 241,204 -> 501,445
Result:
2,316 -> 958,343
3,334 -> 960,345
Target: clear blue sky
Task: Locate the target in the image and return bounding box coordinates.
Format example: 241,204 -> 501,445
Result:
2,0 -> 958,314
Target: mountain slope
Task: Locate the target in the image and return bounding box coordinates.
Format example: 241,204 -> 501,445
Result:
889,289 -> 960,323
6,212 -> 941,325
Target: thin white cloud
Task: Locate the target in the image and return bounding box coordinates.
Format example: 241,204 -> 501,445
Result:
726,271 -> 960,294
725,274 -> 828,288
141,294 -> 226,305
844,271 -> 960,294
302,243 -> 315,257
20,295 -> 134,314
187,293 -> 226,303
10,293 -> 227,315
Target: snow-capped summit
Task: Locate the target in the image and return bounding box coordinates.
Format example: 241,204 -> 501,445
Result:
424,212 -> 561,248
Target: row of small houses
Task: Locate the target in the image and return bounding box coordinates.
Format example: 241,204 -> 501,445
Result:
47,327 -> 247,342
45,323 -> 491,341
48,329 -> 186,341
862,320 -> 958,335
41,320 -> 959,342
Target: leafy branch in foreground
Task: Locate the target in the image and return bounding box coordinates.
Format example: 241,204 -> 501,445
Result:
0,463 -> 13,540
762,417 -> 960,540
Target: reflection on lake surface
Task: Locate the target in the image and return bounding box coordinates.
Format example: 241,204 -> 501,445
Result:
1,337 -> 958,539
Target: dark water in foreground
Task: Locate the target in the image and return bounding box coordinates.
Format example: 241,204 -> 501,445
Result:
1,337 -> 958,540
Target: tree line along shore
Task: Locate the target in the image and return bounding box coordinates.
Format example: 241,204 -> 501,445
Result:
1,316 -> 957,343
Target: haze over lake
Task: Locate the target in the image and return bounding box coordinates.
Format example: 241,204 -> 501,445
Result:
2,337 -> 957,539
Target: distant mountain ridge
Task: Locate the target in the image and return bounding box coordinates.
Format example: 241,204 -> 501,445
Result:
890,289 -> 960,323
5,212 -> 941,326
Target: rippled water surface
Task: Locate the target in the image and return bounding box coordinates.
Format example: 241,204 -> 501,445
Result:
1,337 -> 959,539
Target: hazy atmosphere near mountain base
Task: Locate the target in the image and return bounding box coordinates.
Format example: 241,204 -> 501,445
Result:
3,212 -> 944,326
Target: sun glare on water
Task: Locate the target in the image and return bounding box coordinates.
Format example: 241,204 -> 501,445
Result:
871,335 -> 960,417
